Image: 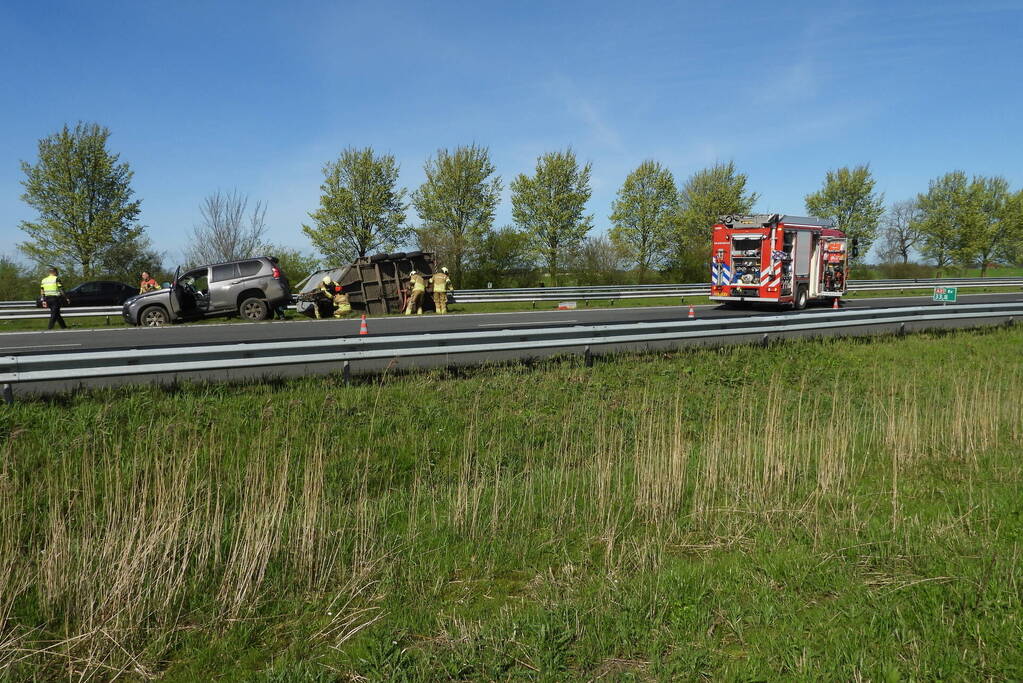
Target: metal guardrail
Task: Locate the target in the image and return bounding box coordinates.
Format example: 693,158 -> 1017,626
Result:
0,304 -> 298,322
1,278 -> 1022,319
454,278 -> 1023,302
2,302 -> 1020,400
0,305 -> 127,319
457,276 -> 1023,294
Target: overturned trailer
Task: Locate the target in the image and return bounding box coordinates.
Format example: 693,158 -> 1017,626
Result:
294,251 -> 438,317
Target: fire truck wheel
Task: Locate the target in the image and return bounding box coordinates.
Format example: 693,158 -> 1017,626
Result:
794,286 -> 808,311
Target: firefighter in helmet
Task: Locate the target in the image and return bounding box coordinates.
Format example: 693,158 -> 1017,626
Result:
430,266 -> 453,314
332,284 -> 352,318
315,275 -> 339,319
405,270 -> 426,315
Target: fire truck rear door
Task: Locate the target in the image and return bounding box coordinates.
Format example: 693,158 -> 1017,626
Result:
794,231 -> 811,278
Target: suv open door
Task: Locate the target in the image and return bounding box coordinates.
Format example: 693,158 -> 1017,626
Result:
169,266 -> 211,320
168,266 -> 184,320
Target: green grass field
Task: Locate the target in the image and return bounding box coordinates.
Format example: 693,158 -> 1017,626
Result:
1,323 -> 1021,679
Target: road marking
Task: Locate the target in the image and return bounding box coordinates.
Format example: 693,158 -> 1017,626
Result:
451,304 -> 698,319
478,319 -> 579,327
0,343 -> 82,351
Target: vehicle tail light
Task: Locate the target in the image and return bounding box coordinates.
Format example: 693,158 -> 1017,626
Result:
272,266 -> 281,279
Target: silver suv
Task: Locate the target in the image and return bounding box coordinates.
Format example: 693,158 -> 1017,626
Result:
122,256 -> 291,326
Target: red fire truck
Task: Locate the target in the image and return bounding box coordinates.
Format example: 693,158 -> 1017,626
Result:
709,214 -> 851,309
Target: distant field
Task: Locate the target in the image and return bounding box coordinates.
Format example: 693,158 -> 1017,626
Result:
1,324 -> 1021,679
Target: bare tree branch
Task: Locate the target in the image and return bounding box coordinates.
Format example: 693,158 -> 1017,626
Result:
878,199 -> 924,264
185,190 -> 268,265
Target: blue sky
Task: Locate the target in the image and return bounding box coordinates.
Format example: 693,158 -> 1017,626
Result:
1,0 -> 1020,267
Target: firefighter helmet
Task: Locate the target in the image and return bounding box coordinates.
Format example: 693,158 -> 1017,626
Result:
441,267 -> 449,273
322,276 -> 332,284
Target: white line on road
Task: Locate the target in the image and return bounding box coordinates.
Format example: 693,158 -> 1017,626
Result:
478,320 -> 578,327
0,343 -> 82,351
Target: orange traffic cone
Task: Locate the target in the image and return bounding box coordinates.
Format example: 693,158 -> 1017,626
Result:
688,304 -> 696,319
359,314 -> 369,335
832,297 -> 840,310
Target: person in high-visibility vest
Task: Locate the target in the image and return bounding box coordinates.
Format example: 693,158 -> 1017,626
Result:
314,275 -> 338,319
405,270 -> 426,315
430,267 -> 453,314
39,266 -> 69,330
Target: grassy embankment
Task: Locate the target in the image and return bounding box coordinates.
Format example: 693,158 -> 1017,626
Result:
1,324 -> 1022,679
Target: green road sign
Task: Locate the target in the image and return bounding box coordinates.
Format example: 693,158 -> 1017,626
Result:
933,286 -> 958,303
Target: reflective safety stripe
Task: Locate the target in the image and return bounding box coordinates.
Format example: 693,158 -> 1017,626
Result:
41,275 -> 61,295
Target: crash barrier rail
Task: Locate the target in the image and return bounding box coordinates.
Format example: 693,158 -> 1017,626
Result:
458,276 -> 1023,295
2,277 -> 1022,319
3,301 -> 1021,400
453,277 -> 1023,303
0,304 -> 299,322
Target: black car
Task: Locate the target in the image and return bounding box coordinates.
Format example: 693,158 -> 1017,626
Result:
36,280 -> 139,308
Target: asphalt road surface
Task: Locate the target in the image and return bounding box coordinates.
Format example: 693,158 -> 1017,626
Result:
1,291 -> 1020,357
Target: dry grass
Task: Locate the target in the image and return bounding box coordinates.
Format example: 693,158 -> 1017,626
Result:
0,328 -> 1021,678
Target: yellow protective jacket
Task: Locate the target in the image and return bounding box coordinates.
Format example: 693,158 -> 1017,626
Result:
40,274 -> 63,296
409,274 -> 426,292
430,273 -> 451,292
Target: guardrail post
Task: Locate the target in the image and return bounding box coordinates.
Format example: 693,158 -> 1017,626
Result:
760,334 -> 769,348
584,346 -> 593,367
105,316 -> 110,325
2,384 -> 12,406
1005,317 -> 1015,328
343,360 -> 351,385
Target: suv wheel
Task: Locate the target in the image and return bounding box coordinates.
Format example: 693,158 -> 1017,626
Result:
140,306 -> 169,326
240,297 -> 269,321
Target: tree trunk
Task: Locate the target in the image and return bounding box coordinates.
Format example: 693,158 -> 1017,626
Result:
452,246 -> 463,289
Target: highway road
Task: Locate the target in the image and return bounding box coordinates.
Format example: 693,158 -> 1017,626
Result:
1,291 -> 1020,356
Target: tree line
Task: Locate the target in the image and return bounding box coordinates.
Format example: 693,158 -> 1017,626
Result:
6,122 -> 1023,296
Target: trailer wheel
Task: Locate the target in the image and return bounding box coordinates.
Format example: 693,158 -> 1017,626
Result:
794,286 -> 808,311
